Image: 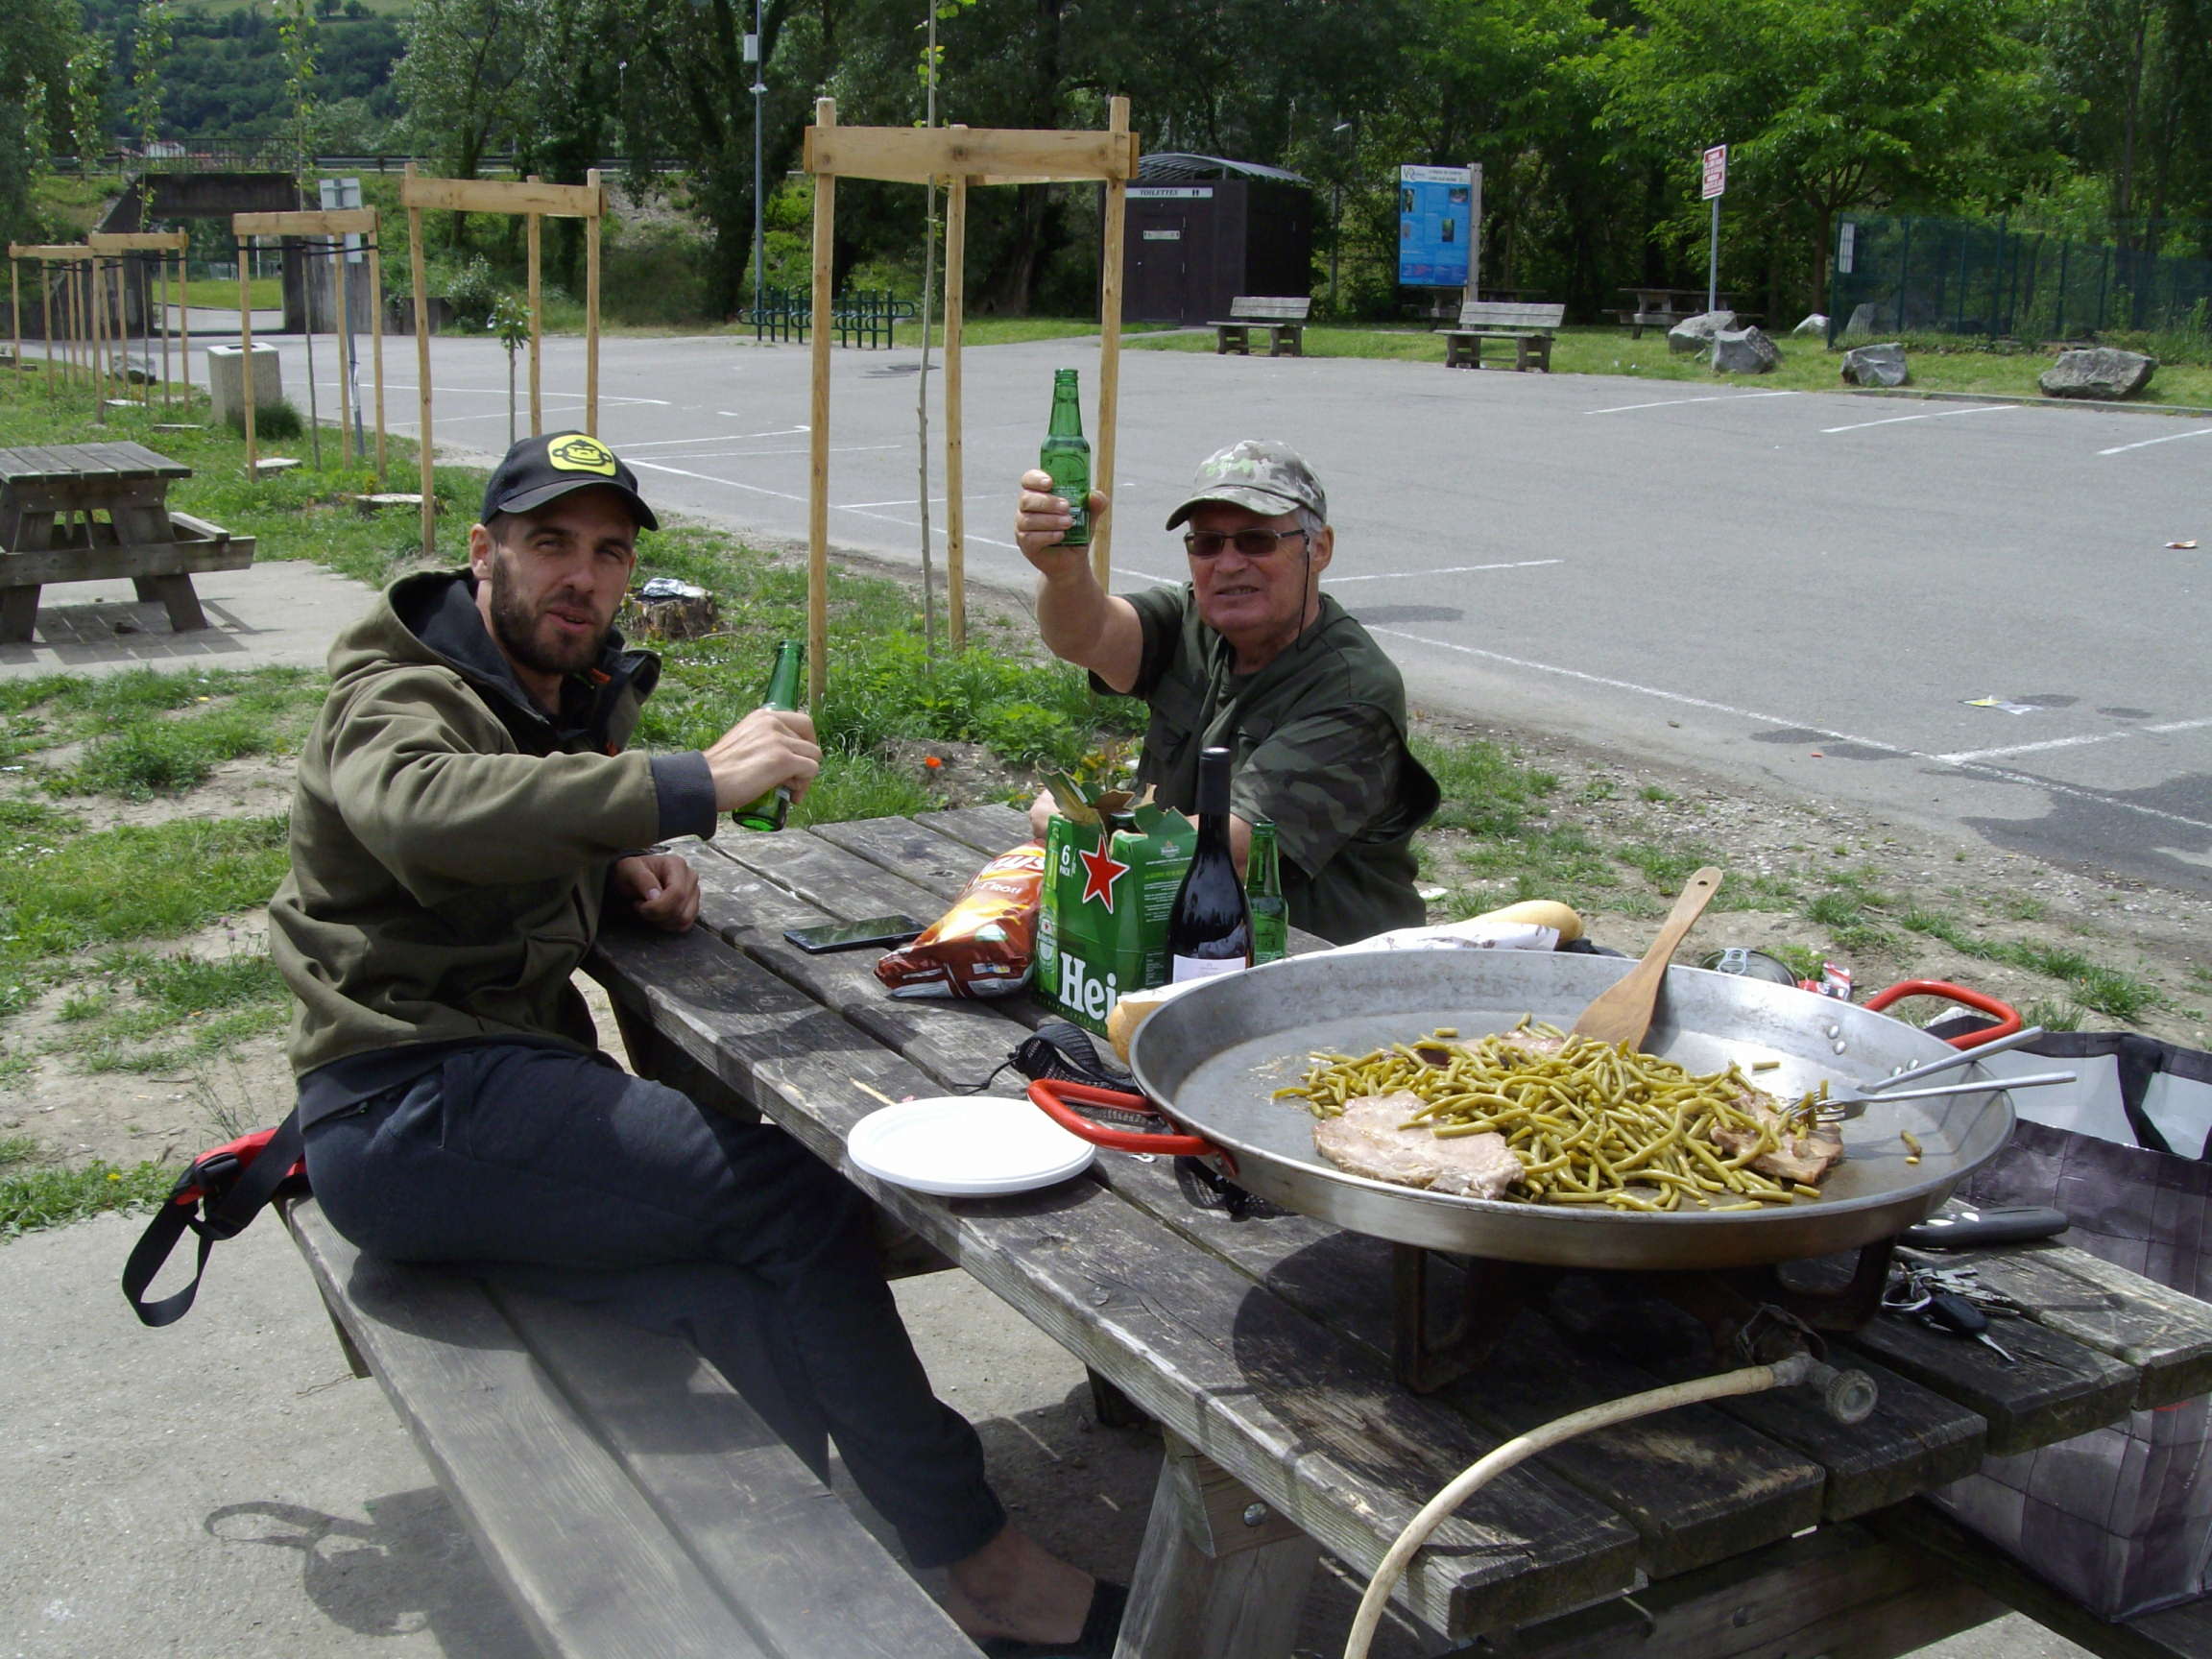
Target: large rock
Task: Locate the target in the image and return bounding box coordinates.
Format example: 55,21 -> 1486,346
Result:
1668,309 -> 1736,353
1711,325 -> 1782,374
1840,342 -> 1910,387
1791,313 -> 1830,337
2039,347 -> 2156,400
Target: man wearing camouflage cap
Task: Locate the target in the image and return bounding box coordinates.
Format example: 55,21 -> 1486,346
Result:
1016,440 -> 1438,945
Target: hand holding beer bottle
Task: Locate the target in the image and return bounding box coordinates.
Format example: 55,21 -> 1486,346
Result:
709,639 -> 820,831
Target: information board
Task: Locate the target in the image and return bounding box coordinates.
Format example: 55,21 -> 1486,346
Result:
1397,164 -> 1472,287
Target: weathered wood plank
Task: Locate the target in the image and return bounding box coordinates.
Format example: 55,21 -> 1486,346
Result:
1439,1310 -> 1825,1580
493,1288 -> 980,1659
584,922 -> 1643,1639
1493,1522 -> 2006,1659
1542,1276 -> 1989,1522
1838,1310 -> 2137,1456
912,804 -> 1033,859
1901,1242 -> 2212,1409
284,1199 -> 778,1659
1,538 -> 253,584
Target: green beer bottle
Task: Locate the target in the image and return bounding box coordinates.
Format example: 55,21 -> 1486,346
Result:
1246,820 -> 1287,964
732,639 -> 805,832
1040,368 -> 1091,547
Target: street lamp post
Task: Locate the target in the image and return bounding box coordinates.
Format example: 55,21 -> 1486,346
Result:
1329,121 -> 1353,313
747,0 -> 766,312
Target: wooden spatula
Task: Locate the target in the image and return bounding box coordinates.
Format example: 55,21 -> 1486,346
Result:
1569,867 -> 1723,1049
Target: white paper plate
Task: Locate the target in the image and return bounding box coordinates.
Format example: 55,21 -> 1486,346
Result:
847,1095 -> 1096,1197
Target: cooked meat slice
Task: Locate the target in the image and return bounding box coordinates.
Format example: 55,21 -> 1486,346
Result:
1312,1092 -> 1526,1200
1711,1089 -> 1845,1186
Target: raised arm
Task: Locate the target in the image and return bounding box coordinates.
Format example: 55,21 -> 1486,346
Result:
1015,469 -> 1144,694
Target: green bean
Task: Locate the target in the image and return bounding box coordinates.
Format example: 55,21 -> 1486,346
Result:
1283,1022 -> 1839,1210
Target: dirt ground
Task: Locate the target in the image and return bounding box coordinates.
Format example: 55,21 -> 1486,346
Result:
4,563 -> 2205,1176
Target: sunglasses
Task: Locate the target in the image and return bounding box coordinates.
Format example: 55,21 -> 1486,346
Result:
1182,527 -> 1311,560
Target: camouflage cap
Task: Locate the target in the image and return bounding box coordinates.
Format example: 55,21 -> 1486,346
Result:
1163,439 -> 1328,529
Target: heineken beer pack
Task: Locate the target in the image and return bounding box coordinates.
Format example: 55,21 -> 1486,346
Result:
1035,797 -> 1196,1036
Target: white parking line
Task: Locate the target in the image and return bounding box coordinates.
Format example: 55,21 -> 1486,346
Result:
627,458 -> 806,504
1324,560 -> 1565,584
1819,403 -> 2012,435
623,427 -> 808,447
1375,623 -> 2212,835
2099,425 -> 2212,457
1586,392 -> 1798,415
1939,715 -> 2212,766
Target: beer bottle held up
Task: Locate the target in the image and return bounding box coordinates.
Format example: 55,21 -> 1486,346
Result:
1246,820 -> 1287,964
1166,746 -> 1252,982
1040,368 -> 1091,547
732,639 -> 805,832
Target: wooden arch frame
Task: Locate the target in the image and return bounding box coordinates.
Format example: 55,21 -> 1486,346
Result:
84,230 -> 189,415
801,96 -> 1136,706
230,208 -> 386,480
8,244 -> 97,401
400,165 -> 607,560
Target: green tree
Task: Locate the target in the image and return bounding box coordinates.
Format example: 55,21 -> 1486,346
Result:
1602,0 -> 2044,309
0,0 -> 87,243
2039,0 -> 2212,248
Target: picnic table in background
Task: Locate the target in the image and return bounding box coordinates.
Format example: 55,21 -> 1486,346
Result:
1616,287 -> 1734,339
0,441 -> 254,643
578,804 -> 2212,1659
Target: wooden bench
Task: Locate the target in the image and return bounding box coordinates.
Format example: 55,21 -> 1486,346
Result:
1211,296 -> 1312,357
1441,301 -> 1566,371
282,1194 -> 985,1659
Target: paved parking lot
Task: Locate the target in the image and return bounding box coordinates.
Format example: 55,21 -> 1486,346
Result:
244,329 -> 2212,892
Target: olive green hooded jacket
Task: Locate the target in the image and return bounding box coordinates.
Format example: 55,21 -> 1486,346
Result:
268,572 -> 715,1109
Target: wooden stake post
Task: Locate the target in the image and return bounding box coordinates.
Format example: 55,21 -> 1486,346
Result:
231,208 -> 384,482
88,230 -> 189,411
802,98 -> 1136,698
399,165 -> 607,562
8,245 -> 94,402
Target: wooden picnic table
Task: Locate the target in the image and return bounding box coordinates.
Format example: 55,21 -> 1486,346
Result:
0,440 -> 253,642
1616,287 -> 1737,339
584,805 -> 2212,1659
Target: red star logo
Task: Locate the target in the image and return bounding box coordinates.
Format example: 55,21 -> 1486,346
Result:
1078,840 -> 1130,910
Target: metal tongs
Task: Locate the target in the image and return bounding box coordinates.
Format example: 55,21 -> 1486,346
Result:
1815,1025 -> 2077,1121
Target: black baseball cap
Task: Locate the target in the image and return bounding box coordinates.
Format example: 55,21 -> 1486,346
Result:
480,431 -> 660,532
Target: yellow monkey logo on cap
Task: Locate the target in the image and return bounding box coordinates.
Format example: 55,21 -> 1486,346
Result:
547,434 -> 618,476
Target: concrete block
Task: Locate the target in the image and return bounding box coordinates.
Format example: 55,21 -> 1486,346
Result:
205,342 -> 283,425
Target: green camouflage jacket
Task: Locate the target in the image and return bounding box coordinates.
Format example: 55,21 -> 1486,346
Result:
1105,586 -> 1438,945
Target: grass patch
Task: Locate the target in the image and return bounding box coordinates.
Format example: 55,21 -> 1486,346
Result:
0,816 -> 292,1017
0,1136 -> 175,1238
1900,905 -> 2165,1021
0,666 -> 325,797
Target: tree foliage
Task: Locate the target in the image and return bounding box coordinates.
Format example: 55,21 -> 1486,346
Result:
58,0 -> 2212,322
0,0 -> 87,243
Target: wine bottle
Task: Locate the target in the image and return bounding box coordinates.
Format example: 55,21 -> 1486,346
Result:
1246,819 -> 1287,964
731,639 -> 805,831
1166,746 -> 1252,982
1039,368 -> 1091,546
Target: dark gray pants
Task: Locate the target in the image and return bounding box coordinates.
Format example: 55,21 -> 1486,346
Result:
301,1042 -> 1005,1568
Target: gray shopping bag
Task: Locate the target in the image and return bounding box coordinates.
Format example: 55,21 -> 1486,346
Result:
1933,1030 -> 2212,1618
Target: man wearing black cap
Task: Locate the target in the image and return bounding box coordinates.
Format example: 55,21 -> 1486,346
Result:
1016,439 -> 1438,946
270,431 -> 1118,1654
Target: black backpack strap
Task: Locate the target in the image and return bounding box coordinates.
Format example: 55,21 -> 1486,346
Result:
123,1111 -> 307,1329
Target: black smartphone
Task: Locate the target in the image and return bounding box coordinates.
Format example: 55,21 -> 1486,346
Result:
783,914 -> 926,954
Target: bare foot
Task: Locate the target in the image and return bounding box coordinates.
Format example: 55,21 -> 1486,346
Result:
943,1525 -> 1096,1646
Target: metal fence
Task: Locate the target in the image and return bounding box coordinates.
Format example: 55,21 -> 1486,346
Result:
1829,214 -> 2212,346
734,287 -> 919,348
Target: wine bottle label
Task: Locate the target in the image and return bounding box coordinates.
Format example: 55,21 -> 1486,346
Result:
1170,954 -> 1245,984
